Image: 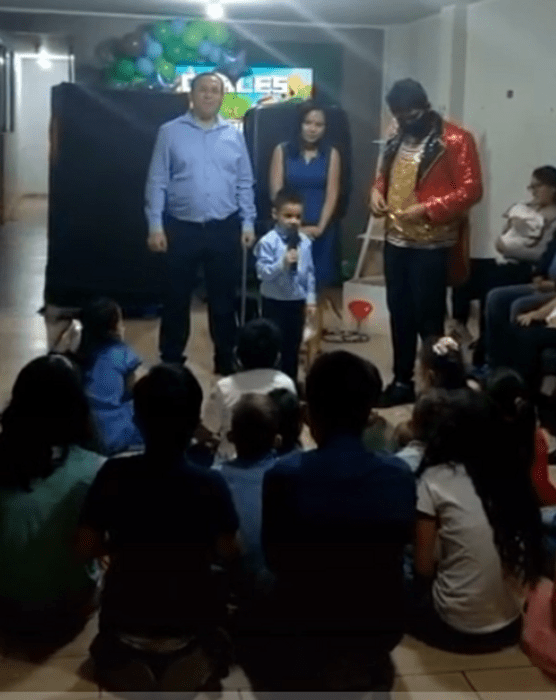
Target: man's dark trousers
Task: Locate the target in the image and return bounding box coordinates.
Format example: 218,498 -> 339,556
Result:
384,241 -> 450,384
160,213 -> 241,375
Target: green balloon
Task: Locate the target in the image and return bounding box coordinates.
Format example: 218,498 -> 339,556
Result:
153,21 -> 173,45
206,22 -> 230,46
182,21 -> 208,49
155,56 -> 176,82
163,36 -> 183,62
113,57 -> 136,82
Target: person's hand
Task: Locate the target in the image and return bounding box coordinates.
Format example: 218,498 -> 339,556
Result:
533,278 -> 556,293
241,228 -> 256,249
302,225 -> 322,239
284,249 -> 299,267
306,303 -> 317,319
517,310 -> 542,327
397,203 -> 427,223
147,230 -> 167,253
370,188 -> 388,217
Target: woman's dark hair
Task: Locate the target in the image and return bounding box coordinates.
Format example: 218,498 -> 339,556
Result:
483,367 -> 537,485
0,355 -> 94,490
76,297 -> 121,369
268,388 -> 302,453
420,335 -> 466,391
532,165 -> 556,202
285,101 -> 328,160
419,388 -> 543,584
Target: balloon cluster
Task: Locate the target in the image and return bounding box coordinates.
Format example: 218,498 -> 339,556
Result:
97,19 -> 249,90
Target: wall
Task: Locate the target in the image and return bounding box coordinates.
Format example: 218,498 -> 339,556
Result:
463,0 -> 556,258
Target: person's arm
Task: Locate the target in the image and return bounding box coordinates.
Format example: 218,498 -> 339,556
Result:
305,241 -> 317,307
255,235 -> 287,282
236,132 -> 257,248
145,126 -> 170,235
423,130 -> 483,224
495,217 -> 513,255
516,296 -> 556,326
269,144 -> 284,202
309,147 -> 341,238
414,513 -> 439,579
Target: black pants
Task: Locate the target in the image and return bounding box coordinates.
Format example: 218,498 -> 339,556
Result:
261,297 -> 305,381
384,242 -> 449,384
160,213 -> 241,374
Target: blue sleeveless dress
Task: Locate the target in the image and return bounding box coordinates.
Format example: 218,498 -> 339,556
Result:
283,144 -> 339,290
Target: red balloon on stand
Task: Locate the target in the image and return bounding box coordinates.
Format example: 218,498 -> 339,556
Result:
348,299 -> 373,324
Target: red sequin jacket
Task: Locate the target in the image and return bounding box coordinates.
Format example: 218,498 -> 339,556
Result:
373,114 -> 483,225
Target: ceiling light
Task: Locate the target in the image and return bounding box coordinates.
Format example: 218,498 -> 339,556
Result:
206,2 -> 225,20
37,47 -> 52,70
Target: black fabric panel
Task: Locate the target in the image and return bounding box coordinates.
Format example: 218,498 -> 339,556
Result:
46,84 -> 187,308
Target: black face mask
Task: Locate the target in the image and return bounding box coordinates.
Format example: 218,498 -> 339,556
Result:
400,112 -> 432,139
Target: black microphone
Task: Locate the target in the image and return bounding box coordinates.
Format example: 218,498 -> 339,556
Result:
287,230 -> 300,273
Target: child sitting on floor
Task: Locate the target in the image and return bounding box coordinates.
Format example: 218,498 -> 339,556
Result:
412,389 -> 543,652
76,365 -> 239,692
215,393 -> 280,594
202,318 -> 296,460
74,297 -> 145,456
268,388 -> 303,457
0,355 -> 104,642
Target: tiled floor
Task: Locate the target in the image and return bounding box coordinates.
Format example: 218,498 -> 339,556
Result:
1,199 -> 556,697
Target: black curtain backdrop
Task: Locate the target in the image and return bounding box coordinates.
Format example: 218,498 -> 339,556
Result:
46,83 -> 187,310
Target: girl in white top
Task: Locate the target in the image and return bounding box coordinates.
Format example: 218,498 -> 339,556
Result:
413,389 -> 543,651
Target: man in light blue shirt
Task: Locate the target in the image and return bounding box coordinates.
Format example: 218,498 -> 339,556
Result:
145,72 -> 256,375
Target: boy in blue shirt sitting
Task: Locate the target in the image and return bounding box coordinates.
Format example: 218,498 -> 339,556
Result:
254,188 -> 316,381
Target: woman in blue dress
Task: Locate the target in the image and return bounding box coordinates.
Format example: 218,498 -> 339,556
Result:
269,102 -> 341,361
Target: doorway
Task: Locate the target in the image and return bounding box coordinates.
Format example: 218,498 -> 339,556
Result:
15,53 -> 71,197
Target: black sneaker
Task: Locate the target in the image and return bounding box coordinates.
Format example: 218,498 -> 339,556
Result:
377,381 -> 415,408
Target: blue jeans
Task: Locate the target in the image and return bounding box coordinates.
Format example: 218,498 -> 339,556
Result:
484,284 -> 554,368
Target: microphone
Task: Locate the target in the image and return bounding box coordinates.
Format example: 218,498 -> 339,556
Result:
287,230 -> 300,273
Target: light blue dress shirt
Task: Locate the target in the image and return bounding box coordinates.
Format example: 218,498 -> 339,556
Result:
145,112 -> 256,231
254,226 -> 317,305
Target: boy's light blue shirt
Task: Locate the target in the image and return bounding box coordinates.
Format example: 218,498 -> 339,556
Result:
145,112 -> 256,232
254,226 -> 316,305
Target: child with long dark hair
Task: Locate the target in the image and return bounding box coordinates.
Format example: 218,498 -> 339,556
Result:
76,297 -> 144,455
413,388 -> 543,652
0,354 -> 104,640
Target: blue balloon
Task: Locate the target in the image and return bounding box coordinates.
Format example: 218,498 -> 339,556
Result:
198,40 -> 213,58
171,19 -> 186,35
136,57 -> 155,76
208,46 -> 222,64
145,37 -> 163,60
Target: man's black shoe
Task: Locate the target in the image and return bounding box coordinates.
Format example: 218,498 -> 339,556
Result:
377,381 -> 415,408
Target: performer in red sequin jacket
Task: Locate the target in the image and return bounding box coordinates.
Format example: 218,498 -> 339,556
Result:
373,113 -> 483,229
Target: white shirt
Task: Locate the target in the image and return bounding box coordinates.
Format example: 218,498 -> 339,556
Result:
417,463 -> 522,634
202,368 -> 297,460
